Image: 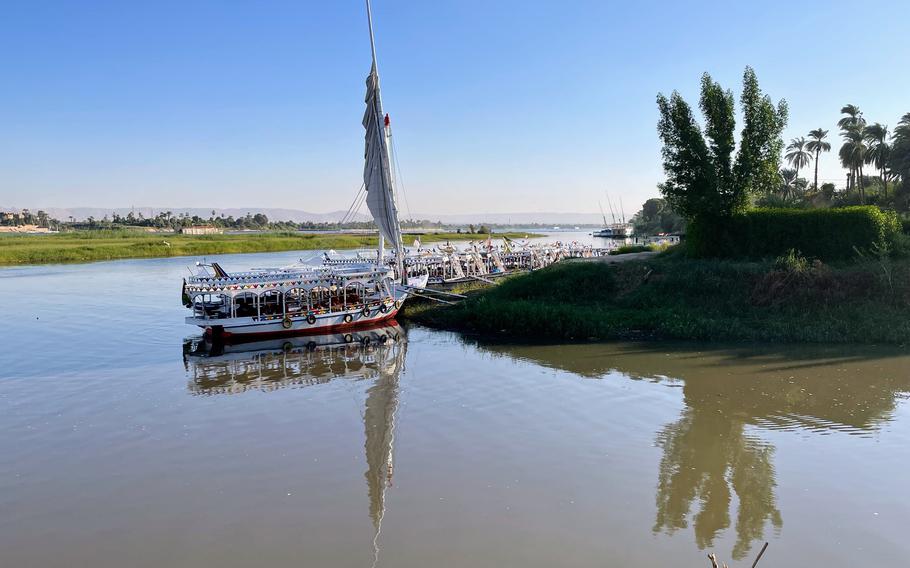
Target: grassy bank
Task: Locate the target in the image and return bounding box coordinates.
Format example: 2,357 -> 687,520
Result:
0,230 -> 539,266
404,253 -> 910,344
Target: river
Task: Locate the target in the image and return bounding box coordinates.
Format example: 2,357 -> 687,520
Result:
2,251 -> 908,567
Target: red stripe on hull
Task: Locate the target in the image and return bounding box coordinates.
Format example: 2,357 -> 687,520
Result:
207,313 -> 401,343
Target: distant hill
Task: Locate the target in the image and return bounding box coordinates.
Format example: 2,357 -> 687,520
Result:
0,207 -> 371,224
408,212 -> 607,225
1,206 -> 610,225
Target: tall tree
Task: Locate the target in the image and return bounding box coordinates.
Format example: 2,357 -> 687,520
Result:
805,128 -> 831,191
890,113 -> 910,199
837,104 -> 865,130
784,137 -> 812,184
656,67 -> 787,222
838,104 -> 867,195
778,168 -> 798,200
863,123 -> 890,196
840,128 -> 868,202
734,67 -> 789,197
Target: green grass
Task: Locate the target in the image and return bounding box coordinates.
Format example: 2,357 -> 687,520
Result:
0,230 -> 540,266
609,244 -> 653,255
403,256 -> 910,344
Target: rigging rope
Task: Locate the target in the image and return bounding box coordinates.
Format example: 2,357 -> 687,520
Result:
339,182 -> 367,225
390,135 -> 412,223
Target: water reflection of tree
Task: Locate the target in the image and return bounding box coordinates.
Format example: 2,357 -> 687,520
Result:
654,408 -> 781,560
466,338 -> 910,560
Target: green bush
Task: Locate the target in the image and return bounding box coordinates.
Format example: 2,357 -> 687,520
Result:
687,206 -> 902,260
610,244 -> 652,255
901,217 -> 910,234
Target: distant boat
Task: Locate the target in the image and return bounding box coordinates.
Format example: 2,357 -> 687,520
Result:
593,224 -> 633,239
593,194 -> 634,239
181,0 -> 427,340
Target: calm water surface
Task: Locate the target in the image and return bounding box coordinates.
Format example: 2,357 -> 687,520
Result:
2,251 -> 909,567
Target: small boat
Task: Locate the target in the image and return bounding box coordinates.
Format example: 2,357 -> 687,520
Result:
182,2 -> 427,340
593,223 -> 634,239
593,195 -> 634,239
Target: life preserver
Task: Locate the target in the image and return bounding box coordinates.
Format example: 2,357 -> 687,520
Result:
344,313 -> 353,323
344,333 -> 354,343
306,314 -> 317,325
282,317 -> 292,329
379,303 -> 389,314
361,306 -> 371,318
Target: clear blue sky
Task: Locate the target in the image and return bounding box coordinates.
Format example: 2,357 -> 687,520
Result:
2,0 -> 908,216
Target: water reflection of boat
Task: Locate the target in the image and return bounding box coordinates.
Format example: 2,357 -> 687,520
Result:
183,322 -> 403,396
183,320 -> 404,564
466,339 -> 910,560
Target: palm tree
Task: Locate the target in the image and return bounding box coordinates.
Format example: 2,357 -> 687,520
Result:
890,113 -> 910,195
863,123 -> 890,196
837,104 -> 865,130
806,128 -> 831,191
779,168 -> 798,200
784,137 -> 812,184
838,105 -> 867,196
840,128 -> 868,202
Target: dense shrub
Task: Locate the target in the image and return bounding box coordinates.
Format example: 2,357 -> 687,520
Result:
686,206 -> 901,260
404,256 -> 910,343
610,244 -> 652,255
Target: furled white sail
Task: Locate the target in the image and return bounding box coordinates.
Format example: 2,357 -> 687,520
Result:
362,63 -> 402,252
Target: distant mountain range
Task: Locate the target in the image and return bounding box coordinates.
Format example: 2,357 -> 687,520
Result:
0,206 -> 371,224
0,206 -> 611,226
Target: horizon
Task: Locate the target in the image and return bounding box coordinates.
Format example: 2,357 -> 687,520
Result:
2,0 -> 908,214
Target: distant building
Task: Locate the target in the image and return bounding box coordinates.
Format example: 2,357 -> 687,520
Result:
0,224 -> 52,233
181,225 -> 223,235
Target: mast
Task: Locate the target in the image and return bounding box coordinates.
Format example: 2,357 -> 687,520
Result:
606,193 -> 617,224
363,0 -> 405,284
598,201 -> 608,227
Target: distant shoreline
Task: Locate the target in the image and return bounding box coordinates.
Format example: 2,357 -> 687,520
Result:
0,230 -> 541,267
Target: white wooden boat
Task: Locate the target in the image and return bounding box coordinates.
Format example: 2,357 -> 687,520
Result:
183,2 -> 426,339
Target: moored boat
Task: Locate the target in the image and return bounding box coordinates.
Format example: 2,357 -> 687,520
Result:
182,0 -> 426,338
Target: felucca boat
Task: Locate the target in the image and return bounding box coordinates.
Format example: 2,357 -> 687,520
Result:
182,2 -> 427,340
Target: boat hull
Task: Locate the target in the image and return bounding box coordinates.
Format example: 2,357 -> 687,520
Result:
190,304 -> 403,341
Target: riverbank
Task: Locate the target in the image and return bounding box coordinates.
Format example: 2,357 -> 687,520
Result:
403,253 -> 910,344
0,230 -> 539,266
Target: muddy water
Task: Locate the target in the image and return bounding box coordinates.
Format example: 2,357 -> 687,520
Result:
1,253 -> 908,567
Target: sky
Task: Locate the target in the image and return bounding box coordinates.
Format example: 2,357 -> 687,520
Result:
2,0 -> 909,217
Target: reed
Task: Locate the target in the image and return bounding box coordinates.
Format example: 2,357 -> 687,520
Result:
403,255 -> 910,344
0,230 -> 539,266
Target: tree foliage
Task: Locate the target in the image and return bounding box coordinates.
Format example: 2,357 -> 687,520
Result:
889,113 -> 910,202
656,67 -> 788,222
631,198 -> 685,235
